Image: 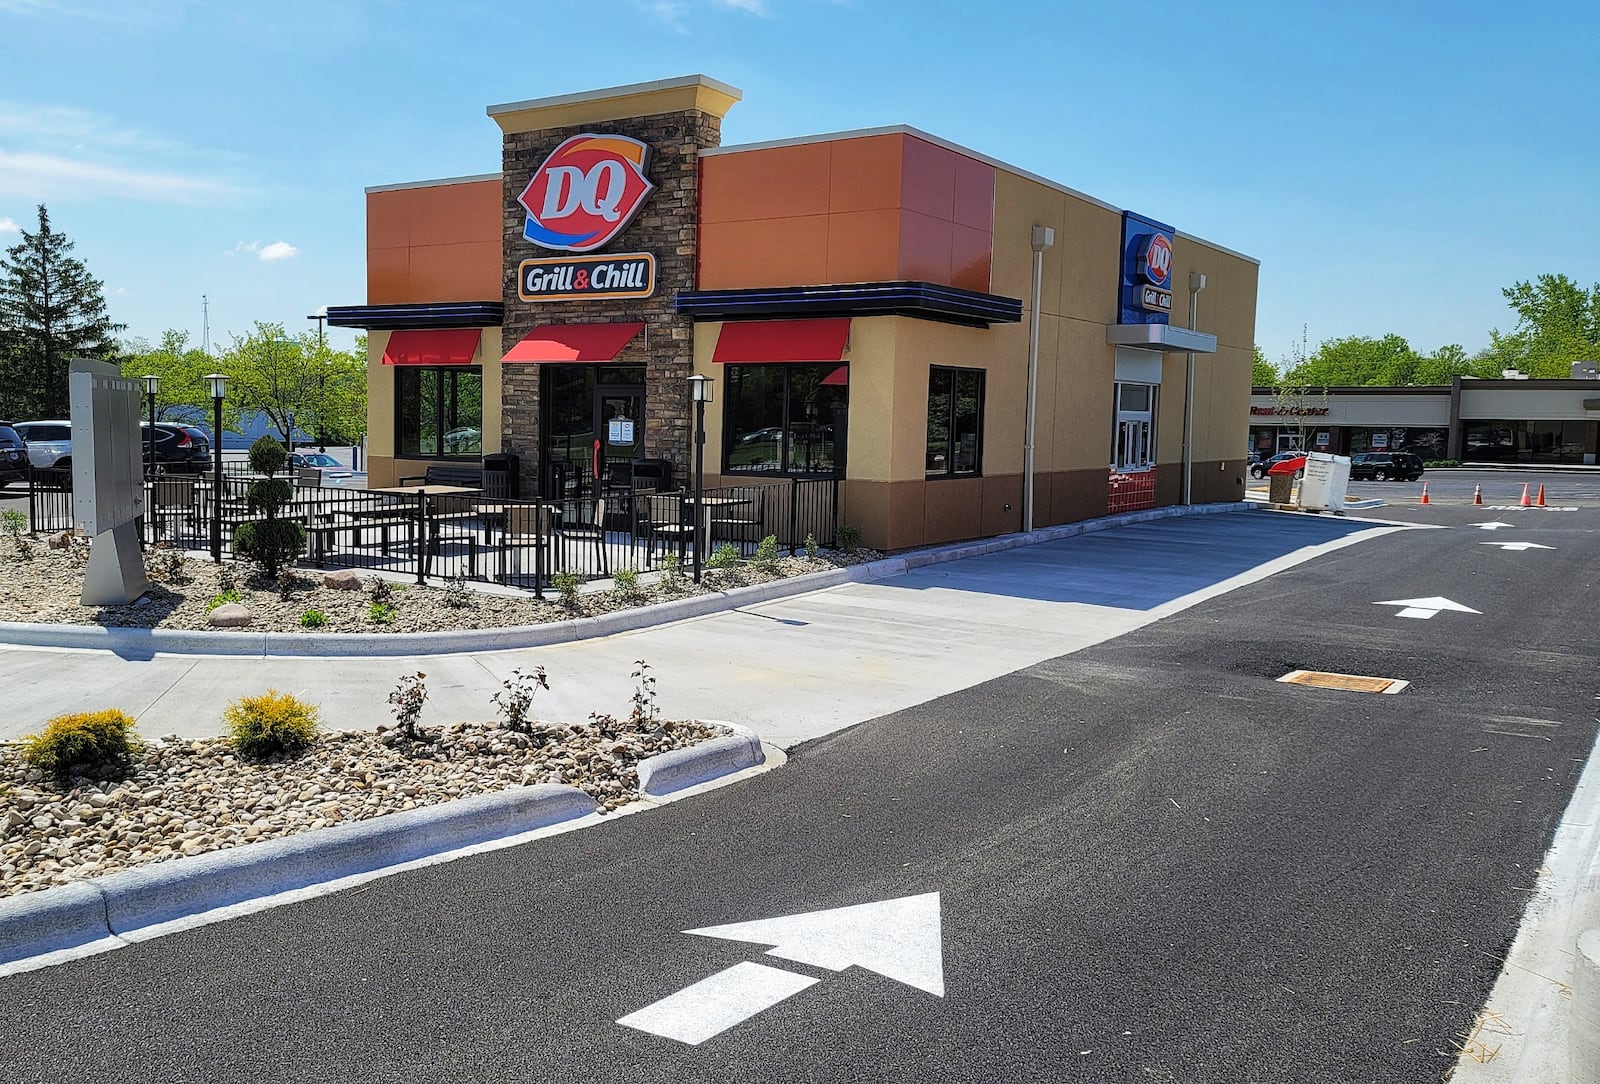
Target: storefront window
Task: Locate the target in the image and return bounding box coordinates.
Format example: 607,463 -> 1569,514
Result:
723,364 -> 847,476
1111,381 -> 1157,472
395,367 -> 482,458
1465,420 -> 1587,463
926,367 -> 984,478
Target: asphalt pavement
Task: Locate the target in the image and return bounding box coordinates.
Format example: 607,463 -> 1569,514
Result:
0,501 -> 1596,1082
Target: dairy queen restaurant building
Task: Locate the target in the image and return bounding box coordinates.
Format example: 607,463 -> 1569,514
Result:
329,75 -> 1259,555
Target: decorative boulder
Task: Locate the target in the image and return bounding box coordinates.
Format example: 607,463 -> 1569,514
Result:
323,569 -> 362,591
207,603 -> 254,628
48,531 -> 73,550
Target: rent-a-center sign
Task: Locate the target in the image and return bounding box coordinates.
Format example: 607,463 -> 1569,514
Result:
517,134 -> 657,302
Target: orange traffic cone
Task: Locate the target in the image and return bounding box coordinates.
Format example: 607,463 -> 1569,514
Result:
1419,482 -> 1430,505
1472,484 -> 1483,505
1536,483 -> 1547,507
1519,482 -> 1531,507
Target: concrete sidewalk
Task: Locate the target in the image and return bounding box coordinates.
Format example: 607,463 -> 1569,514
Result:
0,506 -> 1391,750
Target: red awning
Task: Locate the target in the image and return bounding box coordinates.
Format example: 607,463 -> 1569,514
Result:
381,329 -> 481,365
502,322 -> 644,363
712,318 -> 851,364
821,364 -> 849,386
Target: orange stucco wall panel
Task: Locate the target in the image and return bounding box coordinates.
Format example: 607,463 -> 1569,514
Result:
699,142 -> 832,223
365,179 -> 501,304
825,209 -> 901,283
699,132 -> 996,292
828,135 -> 903,213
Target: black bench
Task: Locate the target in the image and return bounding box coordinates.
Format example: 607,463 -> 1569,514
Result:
397,465 -> 483,488
305,512 -> 417,567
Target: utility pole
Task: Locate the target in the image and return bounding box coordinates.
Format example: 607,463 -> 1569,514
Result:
201,295 -> 211,356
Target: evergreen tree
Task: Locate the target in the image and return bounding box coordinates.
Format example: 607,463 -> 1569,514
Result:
0,205 -> 124,419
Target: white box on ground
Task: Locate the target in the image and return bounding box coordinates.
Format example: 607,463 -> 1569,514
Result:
1298,452 -> 1350,511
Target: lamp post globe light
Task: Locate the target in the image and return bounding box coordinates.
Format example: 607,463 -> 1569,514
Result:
688,374 -> 713,584
206,373 -> 228,563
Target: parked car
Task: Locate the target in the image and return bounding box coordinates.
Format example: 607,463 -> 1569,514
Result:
0,423 -> 28,490
13,420 -> 72,470
289,451 -> 355,485
1250,451 -> 1304,479
1350,452 -> 1425,481
142,422 -> 210,472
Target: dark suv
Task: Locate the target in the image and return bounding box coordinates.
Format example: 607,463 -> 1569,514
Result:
0,423 -> 27,490
142,422 -> 211,473
1350,452 -> 1425,481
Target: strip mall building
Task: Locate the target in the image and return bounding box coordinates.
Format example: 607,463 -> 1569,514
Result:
329,76 -> 1259,552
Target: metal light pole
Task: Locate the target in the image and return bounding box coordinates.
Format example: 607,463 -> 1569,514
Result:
1023,225 -> 1054,532
142,375 -> 159,546
206,373 -> 228,563
688,374 -> 713,584
141,375 -> 158,474
1183,271 -> 1207,505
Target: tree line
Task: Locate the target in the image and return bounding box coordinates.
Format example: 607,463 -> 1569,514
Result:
1253,273 -> 1600,388
0,205 -> 367,445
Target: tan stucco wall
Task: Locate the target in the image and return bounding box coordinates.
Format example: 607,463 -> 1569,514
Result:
364,327 -> 502,489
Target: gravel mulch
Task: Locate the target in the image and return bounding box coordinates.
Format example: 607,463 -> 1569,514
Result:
0,713 -> 723,899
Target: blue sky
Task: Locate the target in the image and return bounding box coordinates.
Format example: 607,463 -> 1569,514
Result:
0,0 -> 1593,366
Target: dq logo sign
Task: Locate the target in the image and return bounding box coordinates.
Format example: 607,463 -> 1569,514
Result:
1139,232 -> 1173,288
517,134 -> 656,253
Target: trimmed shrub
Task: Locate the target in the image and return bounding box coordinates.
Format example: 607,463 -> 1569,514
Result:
552,570 -> 581,608
369,601 -> 396,624
613,567 -> 640,600
836,524 -> 862,554
223,690 -> 322,760
234,518 -> 307,580
21,709 -> 143,784
803,532 -> 819,559
754,534 -> 780,572
300,608 -> 328,628
707,542 -> 741,570
247,433 -> 288,476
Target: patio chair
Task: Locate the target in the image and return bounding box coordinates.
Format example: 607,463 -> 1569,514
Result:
500,502 -> 554,584
643,493 -> 695,562
553,497 -> 607,575
296,466 -> 323,488
710,485 -> 768,548
149,478 -> 199,540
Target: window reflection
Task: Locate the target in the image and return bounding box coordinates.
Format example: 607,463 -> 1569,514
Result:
723,364 -> 847,476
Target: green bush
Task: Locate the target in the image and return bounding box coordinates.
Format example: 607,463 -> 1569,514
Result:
1423,459 -> 1461,468
20,709 -> 143,784
223,690 -> 321,760
754,534 -> 780,571
206,588 -> 242,612
1,509 -> 27,536
803,532 -> 819,559
369,601 -> 396,624
613,567 -> 640,600
552,570 -> 581,608
659,553 -> 684,589
300,608 -> 328,628
707,542 -> 741,570
247,434 -> 288,476
836,524 -> 862,554
234,518 -> 306,579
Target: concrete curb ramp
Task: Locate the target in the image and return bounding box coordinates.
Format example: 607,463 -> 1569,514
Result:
0,726 -> 765,969
0,501 -> 1253,658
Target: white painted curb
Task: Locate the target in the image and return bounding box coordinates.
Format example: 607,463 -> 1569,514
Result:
1575,930 -> 1600,1083
636,721 -> 764,798
0,502 -> 1253,658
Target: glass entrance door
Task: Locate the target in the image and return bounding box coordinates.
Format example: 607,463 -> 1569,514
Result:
596,387 -> 644,489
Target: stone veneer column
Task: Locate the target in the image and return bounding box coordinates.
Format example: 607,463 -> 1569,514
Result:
499,110 -> 721,491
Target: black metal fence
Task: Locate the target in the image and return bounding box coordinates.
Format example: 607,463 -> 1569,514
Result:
19,467 -> 840,592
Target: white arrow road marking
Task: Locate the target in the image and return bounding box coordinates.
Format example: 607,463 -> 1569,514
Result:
1375,596 -> 1482,620
1480,541 -> 1555,551
617,962 -> 818,1046
1474,522 -> 1515,530
619,892 -> 945,1045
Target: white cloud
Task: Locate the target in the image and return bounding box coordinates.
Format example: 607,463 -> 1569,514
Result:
227,240 -> 260,257
714,0 -> 767,11
258,241 -> 298,261
0,148 -> 243,203
644,0 -> 689,26
0,216 -> 17,233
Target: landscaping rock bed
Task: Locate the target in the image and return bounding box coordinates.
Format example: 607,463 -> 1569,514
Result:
0,534 -> 876,634
0,715 -> 722,899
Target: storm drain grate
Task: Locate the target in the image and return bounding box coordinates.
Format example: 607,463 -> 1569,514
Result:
1277,670 -> 1409,694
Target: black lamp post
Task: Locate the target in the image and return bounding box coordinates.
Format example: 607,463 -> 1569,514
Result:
141,375 -> 158,474
688,374 -> 713,584
206,373 -> 228,563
